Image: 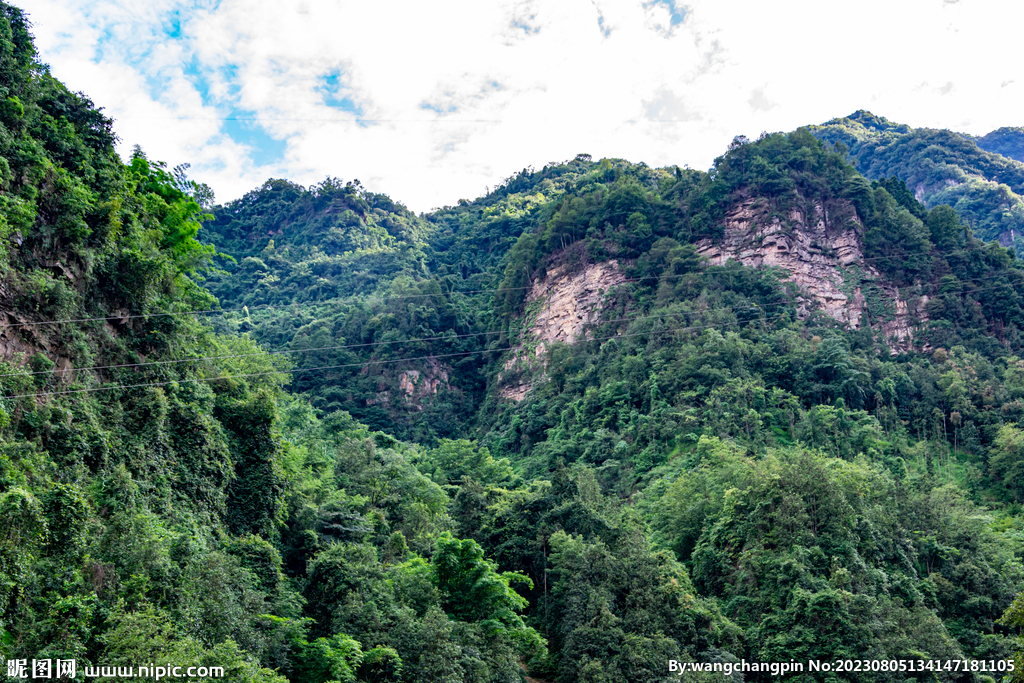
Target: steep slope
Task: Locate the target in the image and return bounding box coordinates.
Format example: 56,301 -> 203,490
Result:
466,131 -> 1024,678
694,196 -> 923,348
26,0 -> 1024,673
196,158 -> 618,443
0,5 -> 555,682
188,99 -> 1024,679
0,3 -> 302,675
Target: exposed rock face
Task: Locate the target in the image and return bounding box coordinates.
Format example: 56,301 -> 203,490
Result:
499,379 -> 531,403
399,362 -> 450,403
498,198 -> 925,402
694,199 -> 925,349
0,312 -> 77,380
523,261 -> 627,358
498,260 -> 627,401
365,358 -> 452,411
0,265 -> 93,383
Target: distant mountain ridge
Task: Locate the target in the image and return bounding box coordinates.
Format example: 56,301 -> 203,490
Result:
811,110 -> 1024,251
972,126 -> 1024,163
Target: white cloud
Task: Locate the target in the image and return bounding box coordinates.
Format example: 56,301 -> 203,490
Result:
18,0 -> 1024,212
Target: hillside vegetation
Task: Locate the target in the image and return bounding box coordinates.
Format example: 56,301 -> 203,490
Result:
812,110 -> 1024,254
974,128 -> 1024,164
6,3 -> 1024,681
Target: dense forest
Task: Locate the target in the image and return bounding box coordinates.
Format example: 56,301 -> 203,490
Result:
811,111 -> 1024,255
6,1 -> 1024,681
973,129 -> 1024,165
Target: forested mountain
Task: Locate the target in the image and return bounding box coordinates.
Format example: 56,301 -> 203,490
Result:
0,4 -> 542,682
7,1 -> 1024,680
811,111 -> 1024,253
973,128 -> 1024,164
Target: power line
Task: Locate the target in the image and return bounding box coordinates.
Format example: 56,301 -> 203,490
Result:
2,266 -> 1021,381
121,117 -> 505,123
117,117 -> 737,124
0,271 -> 722,328
3,241 -> 1019,329
0,301 -> 797,379
3,314 -> 789,401
5,270 -> 1020,397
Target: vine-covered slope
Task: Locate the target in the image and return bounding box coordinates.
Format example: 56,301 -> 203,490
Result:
8,2 -> 1024,680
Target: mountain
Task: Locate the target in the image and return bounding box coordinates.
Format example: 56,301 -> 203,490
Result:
0,4 -> 544,681
198,128 -> 1024,678
7,1 -> 1024,679
974,127 -> 1024,164
811,110 -> 1024,252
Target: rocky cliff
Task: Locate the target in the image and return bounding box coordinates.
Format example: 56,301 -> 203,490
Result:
497,197 -> 927,402
367,358 -> 453,411
499,260 -> 627,401
695,198 -> 925,350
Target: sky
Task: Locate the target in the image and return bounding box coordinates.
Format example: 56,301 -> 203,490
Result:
17,0 -> 1024,213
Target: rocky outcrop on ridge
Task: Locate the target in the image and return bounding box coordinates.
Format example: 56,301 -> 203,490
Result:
695,198 -> 926,350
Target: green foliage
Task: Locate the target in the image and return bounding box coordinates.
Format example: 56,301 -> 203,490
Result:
218,390 -> 287,539
40,482 -> 88,559
421,439 -> 513,487
129,149 -> 216,272
298,632 -> 363,683
0,487 -> 45,619
431,533 -> 530,625
656,442 -> 1017,677
544,521 -> 735,683
813,110 -> 1024,250
200,178 -> 429,308
100,606 -> 289,683
998,591 -> 1024,682
990,425 -> 1024,502
358,646 -> 402,683
8,7 -> 1024,680
974,127 -> 1024,163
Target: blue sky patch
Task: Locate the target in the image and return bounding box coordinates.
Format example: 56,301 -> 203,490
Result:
316,70 -> 369,128
181,57 -> 216,107
421,100 -> 458,115
318,71 -> 363,115
223,113 -> 289,167
512,14 -> 540,35
167,12 -> 182,39
645,0 -> 687,26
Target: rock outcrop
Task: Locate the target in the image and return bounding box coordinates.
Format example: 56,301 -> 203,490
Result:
521,260 -> 627,358
499,260 -> 627,401
398,362 -> 451,406
366,358 -> 452,411
498,198 -> 926,402
694,199 -> 925,349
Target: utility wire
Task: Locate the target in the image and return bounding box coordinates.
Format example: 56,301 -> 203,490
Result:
3,313 -> 789,401
0,301 -> 798,379
2,269 -> 1021,380
2,240 -> 1019,329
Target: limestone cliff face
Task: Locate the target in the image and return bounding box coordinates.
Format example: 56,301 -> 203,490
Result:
694,198 -> 925,349
499,260 -> 627,401
521,261 -> 627,358
366,358 -> 452,411
398,361 -> 451,407
497,198 -> 926,402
